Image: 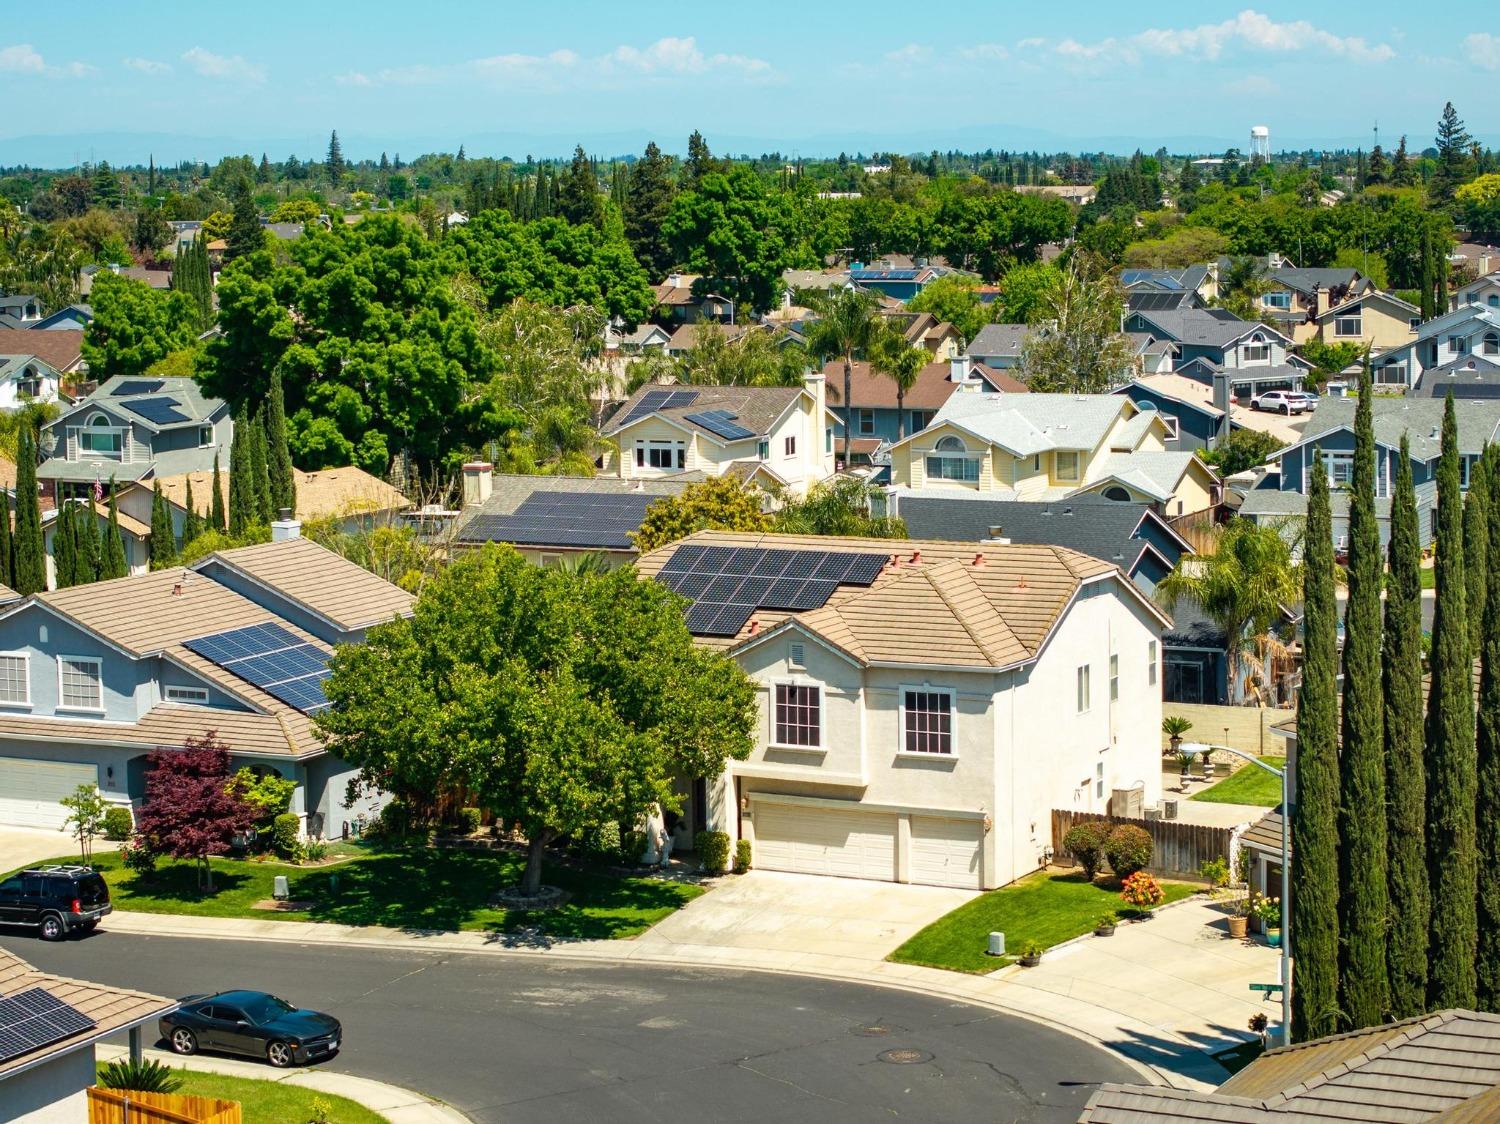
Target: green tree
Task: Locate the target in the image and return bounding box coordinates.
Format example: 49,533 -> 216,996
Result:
1298,341 -> 1366,390
53,501 -> 77,589
1479,450 -> 1500,1010
81,272 -> 200,378
906,275 -> 992,343
1016,257 -> 1136,392
557,145 -> 603,228
683,130 -> 719,190
101,480 -> 128,580
1337,368 -> 1388,1029
1294,451 -> 1341,1042
181,477 -> 204,549
249,408 -> 273,525
12,428 -> 45,596
798,287 -> 882,464
315,547 -> 758,895
58,784 -> 109,865
172,236 -> 214,329
78,499 -> 101,583
632,476 -> 770,553
1199,429 -> 1286,477
149,480 -> 177,569
624,141 -> 678,279
1431,102 -> 1475,205
1427,392 -> 1478,1010
0,469 -> 13,589
264,372 -> 296,516
228,405 -> 256,535
1385,436 -> 1429,1018
210,455 -> 226,533
131,207 -> 171,259
225,178 -> 264,261
1468,453 -> 1491,658
869,325 -> 929,440
326,130 -> 346,187
772,477 -> 907,538
1457,175 -> 1500,241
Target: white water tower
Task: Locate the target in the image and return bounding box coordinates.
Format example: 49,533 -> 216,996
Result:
1251,125 -> 1271,161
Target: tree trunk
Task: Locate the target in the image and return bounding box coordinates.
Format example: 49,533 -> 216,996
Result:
843,355 -> 854,467
897,386 -> 906,441
522,832 -> 551,896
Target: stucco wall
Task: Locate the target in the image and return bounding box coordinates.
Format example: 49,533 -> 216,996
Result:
5,1047 -> 95,1123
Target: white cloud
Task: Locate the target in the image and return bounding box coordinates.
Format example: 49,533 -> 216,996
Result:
181,46 -> 265,83
1464,32 -> 1500,71
603,36 -> 769,77
335,71 -> 373,87
959,43 -> 1010,62
0,43 -> 92,77
1052,9 -> 1395,68
885,43 -> 933,65
124,56 -> 171,75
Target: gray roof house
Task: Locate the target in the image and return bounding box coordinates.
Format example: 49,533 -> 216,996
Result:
967,323 -> 1036,369
38,375 -> 233,492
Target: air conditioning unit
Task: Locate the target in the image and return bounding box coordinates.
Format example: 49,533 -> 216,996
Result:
1111,786 -> 1145,819
1162,799 -> 1179,820
1145,806 -> 1162,821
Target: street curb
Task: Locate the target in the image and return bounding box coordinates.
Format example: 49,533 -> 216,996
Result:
104,910 -> 1191,1091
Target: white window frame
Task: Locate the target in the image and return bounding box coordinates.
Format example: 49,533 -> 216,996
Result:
757,439 -> 770,461
635,439 -> 685,471
1333,316 -> 1363,338
1054,450 -> 1081,481
1109,653 -> 1119,702
1148,640 -> 1158,686
1242,343 -> 1271,363
899,685 -> 956,757
771,679 -> 823,749
1323,452 -> 1353,489
1484,332 -> 1500,356
784,434 -> 797,457
1076,664 -> 1091,713
1375,363 -> 1408,386
0,651 -> 30,708
1161,414 -> 1180,440
57,655 -> 104,714
1262,291 -> 1291,309
857,409 -> 875,436
165,684 -> 209,704
1449,335 -> 1468,355
198,425 -> 214,448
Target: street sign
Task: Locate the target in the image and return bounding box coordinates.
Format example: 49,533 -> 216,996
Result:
1249,983 -> 1283,994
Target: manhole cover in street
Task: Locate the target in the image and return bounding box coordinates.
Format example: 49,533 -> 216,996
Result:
851,1024 -> 904,1037
879,1048 -> 933,1065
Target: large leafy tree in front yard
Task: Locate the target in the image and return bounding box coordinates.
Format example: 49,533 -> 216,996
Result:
632,476 -> 769,554
134,733 -> 257,892
317,546 -> 757,895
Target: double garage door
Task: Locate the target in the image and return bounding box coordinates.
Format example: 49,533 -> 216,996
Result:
754,801 -> 983,889
0,757 -> 98,830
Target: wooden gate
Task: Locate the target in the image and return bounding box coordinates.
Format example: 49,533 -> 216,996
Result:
1051,809 -> 1231,879
88,1087 -> 241,1124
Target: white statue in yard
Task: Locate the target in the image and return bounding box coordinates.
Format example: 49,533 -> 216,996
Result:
640,804 -> 666,864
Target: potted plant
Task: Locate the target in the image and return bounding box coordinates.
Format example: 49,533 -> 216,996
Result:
1018,940 -> 1044,967
1094,912 -> 1118,937
1197,746 -> 1215,778
1227,892 -> 1251,940
1254,896 -> 1282,946
1176,749 -> 1196,782
1120,871 -> 1166,918
1163,715 -> 1193,755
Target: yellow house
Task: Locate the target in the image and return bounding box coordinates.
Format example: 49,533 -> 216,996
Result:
1310,290 -> 1421,353
888,391 -> 1220,517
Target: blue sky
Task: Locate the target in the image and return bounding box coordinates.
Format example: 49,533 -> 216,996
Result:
4,2 -> 1496,163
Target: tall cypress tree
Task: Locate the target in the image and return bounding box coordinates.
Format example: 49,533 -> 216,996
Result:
1427,391 -> 1479,1010
78,500 -> 101,584
1479,453 -> 1500,1010
249,409 -> 272,525
1337,368 -> 1388,1029
53,502 -> 77,590
12,428 -> 46,596
1384,435 -> 1430,1019
228,407 -> 254,535
102,480 -> 127,580
1294,447 -> 1341,1042
1467,453 -> 1491,657
149,481 -> 177,569
264,371 -> 296,516
0,478 -> 13,590
211,454 -> 227,533
225,178 -> 263,261
181,477 -> 204,549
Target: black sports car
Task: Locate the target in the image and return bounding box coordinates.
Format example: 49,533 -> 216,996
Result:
160,990 -> 341,1068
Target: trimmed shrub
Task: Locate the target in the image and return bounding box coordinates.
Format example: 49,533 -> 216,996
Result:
456,807 -> 482,834
102,805 -> 134,842
120,837 -> 157,876
1104,824 -> 1154,879
1063,820 -> 1112,880
698,830 -> 730,875
734,838 -> 752,873
272,812 -> 300,859
373,798 -> 410,838
302,839 -> 328,862
97,1057 -> 182,1093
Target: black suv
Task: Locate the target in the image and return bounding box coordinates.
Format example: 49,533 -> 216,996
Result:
0,865 -> 112,940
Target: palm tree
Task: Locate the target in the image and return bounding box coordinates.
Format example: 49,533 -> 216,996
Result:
798,287 -> 882,464
870,327 -> 929,440
1157,519 -> 1302,705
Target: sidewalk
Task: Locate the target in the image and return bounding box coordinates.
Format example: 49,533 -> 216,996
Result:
104,883 -> 1275,1092
97,1043 -> 470,1124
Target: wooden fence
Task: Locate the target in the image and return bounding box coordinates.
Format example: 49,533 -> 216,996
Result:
1167,508 -> 1222,555
1051,809 -> 1232,880
88,1087 -> 241,1124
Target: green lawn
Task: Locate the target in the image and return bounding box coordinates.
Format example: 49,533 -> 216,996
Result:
889,869 -> 1197,974
1190,756 -> 1286,807
103,1067 -> 388,1124
24,845 -> 700,940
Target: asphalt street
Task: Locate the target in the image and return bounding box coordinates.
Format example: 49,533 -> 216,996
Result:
2,929 -> 1135,1123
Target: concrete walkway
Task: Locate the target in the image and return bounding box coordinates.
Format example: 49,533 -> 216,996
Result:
97,1043 -> 470,1123
0,826 -> 117,872
102,871 -> 1276,1092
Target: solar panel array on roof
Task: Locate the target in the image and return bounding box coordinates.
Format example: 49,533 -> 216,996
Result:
113,379 -> 164,396
852,269 -> 920,281
684,409 -> 755,441
457,490 -> 658,549
1451,383 -> 1500,399
655,545 -> 890,637
1121,270 -> 1183,289
121,396 -> 189,424
1127,291 -> 1190,312
0,987 -> 97,1063
616,388 -> 699,427
183,621 -> 331,713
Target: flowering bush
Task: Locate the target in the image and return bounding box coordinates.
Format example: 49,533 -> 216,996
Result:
119,837 -> 158,876
1119,871 -> 1165,911
1253,895 -> 1281,927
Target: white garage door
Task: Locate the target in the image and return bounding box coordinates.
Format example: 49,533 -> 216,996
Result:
755,802 -> 898,882
0,757 -> 98,830
910,816 -> 984,889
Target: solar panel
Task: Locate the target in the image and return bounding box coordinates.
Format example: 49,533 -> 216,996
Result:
0,987 -> 97,1063
122,396 -> 190,424
843,554 -> 888,585
457,491 -> 658,549
618,388 -> 699,427
114,379 -> 164,396
1452,383 -> 1500,399
684,409 -> 756,441
184,622 -> 331,714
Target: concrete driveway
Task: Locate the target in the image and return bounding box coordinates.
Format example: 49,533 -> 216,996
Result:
636,870 -> 978,961
0,826 -> 78,873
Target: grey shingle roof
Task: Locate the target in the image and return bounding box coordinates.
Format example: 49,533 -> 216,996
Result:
930,392 -> 1134,455
968,323 -> 1035,359
453,474 -> 694,549
1132,309 -> 1287,349
1412,356 -> 1500,397
603,383 -> 805,441
1287,397 -> 1500,462
1268,267 -> 1363,296
1083,451 -> 1200,502
55,375 -> 227,432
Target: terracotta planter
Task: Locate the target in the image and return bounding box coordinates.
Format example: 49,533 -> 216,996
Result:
1227,915 -> 1249,940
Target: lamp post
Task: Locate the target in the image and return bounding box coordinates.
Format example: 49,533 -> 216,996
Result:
1185,741 -> 1290,1047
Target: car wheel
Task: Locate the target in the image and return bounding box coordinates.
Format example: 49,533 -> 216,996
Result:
170,1028 -> 199,1056
39,914 -> 65,941
267,1041 -> 296,1068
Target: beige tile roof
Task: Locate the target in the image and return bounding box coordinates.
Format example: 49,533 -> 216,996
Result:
0,948 -> 176,1078
635,530 -> 1147,668
198,536 -> 415,631
0,702 -> 313,758
152,466 -> 410,522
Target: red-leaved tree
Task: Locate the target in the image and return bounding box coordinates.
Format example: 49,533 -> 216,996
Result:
134,732 -> 256,891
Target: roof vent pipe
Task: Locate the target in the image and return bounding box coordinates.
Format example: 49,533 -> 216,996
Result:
910,550 -> 922,564
972,552 -> 985,566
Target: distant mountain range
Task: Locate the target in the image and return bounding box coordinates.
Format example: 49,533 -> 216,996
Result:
0,125 -> 1468,169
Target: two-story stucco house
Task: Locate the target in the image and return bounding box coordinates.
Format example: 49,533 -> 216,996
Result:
601,375 -> 839,497
0,534 -> 414,837
1253,266 -> 1373,343
1125,308 -> 1306,397
637,530 -> 1169,889
1308,289 -> 1420,352
1238,397 -> 1500,552
0,354 -> 63,411
37,376 -> 233,502
887,391 -> 1221,517
1453,270 -> 1500,313
1369,304 -> 1500,391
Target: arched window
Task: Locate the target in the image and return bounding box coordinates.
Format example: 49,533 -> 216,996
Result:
1102,486 -> 1133,501
1484,332 -> 1499,356
926,434 -> 980,484
935,435 -> 967,453
80,413 -> 122,456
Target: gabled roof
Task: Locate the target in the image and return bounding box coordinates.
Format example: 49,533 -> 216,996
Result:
50,376 -> 225,433
603,382 -> 810,442
1281,397 -> 1500,462
1412,355 -> 1500,398
454,473 -> 693,550
968,322 -> 1036,358
1130,308 -> 1292,350
899,392 -> 1144,457
1415,303 -> 1500,340
1266,266 -> 1365,297
821,358 -> 1012,410
1072,451 -> 1210,504
152,466 -> 410,522
1314,289 -> 1421,323
0,327 -> 82,372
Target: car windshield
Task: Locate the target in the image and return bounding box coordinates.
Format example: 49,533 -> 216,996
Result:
241,995 -> 296,1023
